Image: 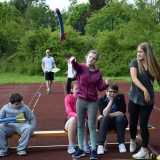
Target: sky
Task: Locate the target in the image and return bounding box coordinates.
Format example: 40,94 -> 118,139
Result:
0,0 -> 134,11
46,0 -> 89,11
0,0 -> 89,11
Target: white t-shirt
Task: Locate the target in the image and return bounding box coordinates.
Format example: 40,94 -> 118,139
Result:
67,63 -> 76,78
42,56 -> 55,72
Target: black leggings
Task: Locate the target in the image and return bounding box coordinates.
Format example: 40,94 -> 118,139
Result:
128,100 -> 153,148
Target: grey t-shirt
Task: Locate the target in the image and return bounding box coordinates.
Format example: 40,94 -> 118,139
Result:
128,59 -> 155,106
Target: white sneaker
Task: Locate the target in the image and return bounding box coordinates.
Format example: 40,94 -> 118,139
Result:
97,145 -> 104,154
132,149 -> 149,159
130,138 -> 138,152
119,143 -> 127,153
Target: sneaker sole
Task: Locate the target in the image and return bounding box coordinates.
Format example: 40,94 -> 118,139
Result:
132,158 -> 149,159
97,152 -> 104,155
90,158 -> 98,160
73,153 -> 85,158
120,150 -> 127,153
67,151 -> 76,154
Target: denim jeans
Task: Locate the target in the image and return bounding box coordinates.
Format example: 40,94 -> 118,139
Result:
98,116 -> 126,145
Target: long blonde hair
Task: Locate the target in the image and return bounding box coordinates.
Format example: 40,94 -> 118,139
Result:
137,42 -> 160,79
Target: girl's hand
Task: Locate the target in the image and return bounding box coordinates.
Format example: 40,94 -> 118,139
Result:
144,89 -> 150,102
69,56 -> 76,63
105,78 -> 110,85
97,115 -> 103,121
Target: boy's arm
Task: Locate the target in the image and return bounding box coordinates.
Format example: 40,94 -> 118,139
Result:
98,96 -> 106,116
0,106 -> 6,119
25,107 -> 36,130
109,111 -> 124,117
109,94 -> 126,117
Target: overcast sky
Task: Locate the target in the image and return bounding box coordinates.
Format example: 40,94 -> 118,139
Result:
0,0 -> 133,11
0,0 -> 89,11
46,0 -> 89,11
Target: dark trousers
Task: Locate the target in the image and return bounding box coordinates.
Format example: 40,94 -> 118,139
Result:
128,100 -> 153,148
66,78 -> 76,94
98,116 -> 126,145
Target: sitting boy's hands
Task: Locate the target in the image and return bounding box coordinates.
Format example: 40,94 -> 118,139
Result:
4,122 -> 9,126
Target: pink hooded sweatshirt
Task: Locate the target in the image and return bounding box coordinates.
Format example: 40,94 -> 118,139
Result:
65,94 -> 88,118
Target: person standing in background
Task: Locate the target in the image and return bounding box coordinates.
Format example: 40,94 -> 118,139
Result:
65,55 -> 76,94
128,42 -> 160,159
41,49 -> 57,94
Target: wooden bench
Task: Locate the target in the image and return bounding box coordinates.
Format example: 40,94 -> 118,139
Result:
8,126 -> 155,138
8,127 -> 155,152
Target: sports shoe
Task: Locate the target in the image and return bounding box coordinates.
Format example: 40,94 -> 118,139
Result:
97,145 -> 104,154
119,143 -> 127,153
47,91 -> 51,94
83,144 -> 90,153
90,150 -> 98,160
130,137 -> 138,152
0,152 -> 8,157
67,145 -> 76,154
73,148 -> 85,158
132,149 -> 149,159
17,151 -> 27,156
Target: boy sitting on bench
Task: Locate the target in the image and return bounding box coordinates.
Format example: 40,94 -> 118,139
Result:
97,82 -> 128,154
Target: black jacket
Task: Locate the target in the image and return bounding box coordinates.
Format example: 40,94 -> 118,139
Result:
98,93 -> 128,128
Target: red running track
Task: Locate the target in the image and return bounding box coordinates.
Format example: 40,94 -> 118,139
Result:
0,82 -> 160,160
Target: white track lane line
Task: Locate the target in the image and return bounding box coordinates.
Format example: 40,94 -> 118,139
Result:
32,92 -> 41,112
0,84 -> 22,100
63,82 -> 67,97
27,83 -> 43,111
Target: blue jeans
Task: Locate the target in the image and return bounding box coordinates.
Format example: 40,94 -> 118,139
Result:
98,116 -> 126,145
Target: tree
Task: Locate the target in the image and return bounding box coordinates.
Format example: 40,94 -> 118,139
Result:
89,0 -> 106,12
85,1 -> 132,36
25,5 -> 57,30
66,3 -> 89,33
9,0 -> 33,14
68,0 -> 77,12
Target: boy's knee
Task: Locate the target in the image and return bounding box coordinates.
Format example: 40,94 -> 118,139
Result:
116,116 -> 126,123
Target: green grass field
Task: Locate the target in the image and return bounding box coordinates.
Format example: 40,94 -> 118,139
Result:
0,72 -> 159,92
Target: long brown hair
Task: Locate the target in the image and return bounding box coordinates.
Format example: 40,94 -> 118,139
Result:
137,42 -> 160,79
